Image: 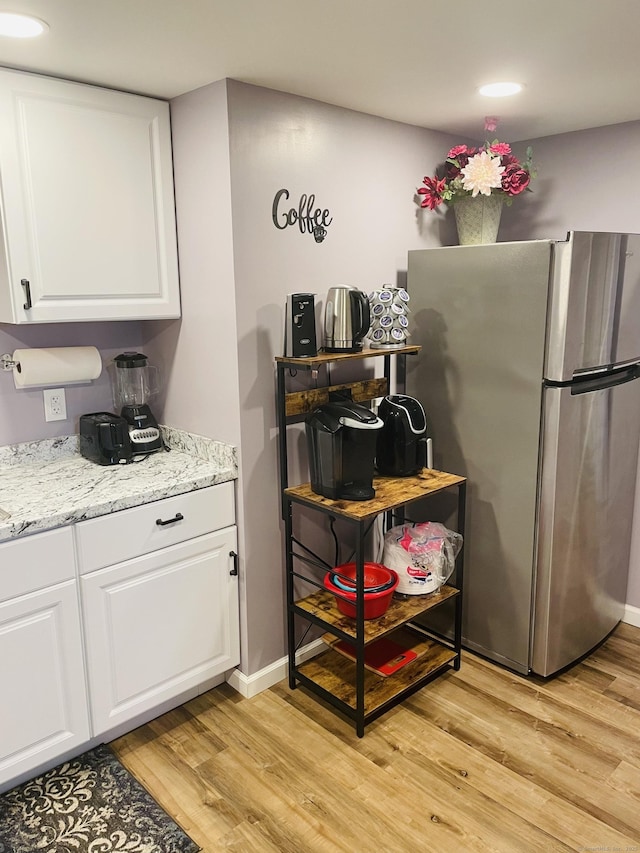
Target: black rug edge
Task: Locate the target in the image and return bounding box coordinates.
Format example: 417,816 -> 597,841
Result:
99,743 -> 203,853
0,742 -> 202,853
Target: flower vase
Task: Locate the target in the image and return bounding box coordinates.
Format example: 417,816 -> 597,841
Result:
453,194 -> 503,245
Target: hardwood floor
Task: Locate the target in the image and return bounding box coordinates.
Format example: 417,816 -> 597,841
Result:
111,622 -> 640,852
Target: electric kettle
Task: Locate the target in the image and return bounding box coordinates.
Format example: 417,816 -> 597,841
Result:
323,285 -> 371,352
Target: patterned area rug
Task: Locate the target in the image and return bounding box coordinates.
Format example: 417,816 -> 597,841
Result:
0,744 -> 200,853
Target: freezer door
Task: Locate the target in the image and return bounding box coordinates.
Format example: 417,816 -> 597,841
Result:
545,231 -> 640,382
532,375 -> 640,675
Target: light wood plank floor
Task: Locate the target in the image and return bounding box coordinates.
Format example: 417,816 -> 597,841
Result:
111,622 -> 640,852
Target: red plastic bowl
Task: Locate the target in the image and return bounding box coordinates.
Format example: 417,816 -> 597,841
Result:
331,562 -> 396,590
324,568 -> 399,619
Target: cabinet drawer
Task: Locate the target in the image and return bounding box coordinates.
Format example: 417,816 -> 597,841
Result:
75,483 -> 235,574
0,527 -> 75,603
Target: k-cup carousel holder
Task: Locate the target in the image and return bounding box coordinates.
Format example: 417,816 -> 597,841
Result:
368,286 -> 411,349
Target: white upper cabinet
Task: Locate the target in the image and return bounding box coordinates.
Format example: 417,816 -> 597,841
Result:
0,68 -> 180,323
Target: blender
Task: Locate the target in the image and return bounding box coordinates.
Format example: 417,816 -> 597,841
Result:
111,352 -> 163,455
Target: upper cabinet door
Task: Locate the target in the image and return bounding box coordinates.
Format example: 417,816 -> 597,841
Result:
0,68 -> 180,323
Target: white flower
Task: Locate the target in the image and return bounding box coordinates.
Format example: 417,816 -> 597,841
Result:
461,151 -> 505,197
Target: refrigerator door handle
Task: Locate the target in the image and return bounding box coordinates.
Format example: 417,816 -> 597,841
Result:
569,361 -> 640,395
573,355 -> 640,378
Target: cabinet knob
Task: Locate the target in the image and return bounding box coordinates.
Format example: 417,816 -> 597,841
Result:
229,550 -> 239,576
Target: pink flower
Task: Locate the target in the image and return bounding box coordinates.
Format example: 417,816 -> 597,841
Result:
501,163 -> 531,195
446,146 -> 478,178
489,142 -> 511,156
414,125 -> 535,212
417,175 -> 446,209
447,144 -> 469,160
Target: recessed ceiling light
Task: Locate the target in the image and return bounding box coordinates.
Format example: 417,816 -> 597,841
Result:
479,82 -> 523,98
0,12 -> 48,38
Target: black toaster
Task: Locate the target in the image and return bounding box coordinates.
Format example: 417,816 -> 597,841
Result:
79,412 -> 133,465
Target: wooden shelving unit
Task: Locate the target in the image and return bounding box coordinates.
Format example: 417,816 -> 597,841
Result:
294,583 -> 459,643
276,346 -> 466,736
298,641 -> 457,714
285,468 -> 465,521
275,345 -> 421,369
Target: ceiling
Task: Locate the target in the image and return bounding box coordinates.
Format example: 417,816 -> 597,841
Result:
1,0 -> 639,142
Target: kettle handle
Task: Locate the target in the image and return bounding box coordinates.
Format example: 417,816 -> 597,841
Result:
350,289 -> 371,343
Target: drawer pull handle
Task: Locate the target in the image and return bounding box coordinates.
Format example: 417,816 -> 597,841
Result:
229,550 -> 239,576
156,512 -> 184,526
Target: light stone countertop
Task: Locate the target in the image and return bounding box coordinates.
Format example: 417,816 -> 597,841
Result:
0,425 -> 237,542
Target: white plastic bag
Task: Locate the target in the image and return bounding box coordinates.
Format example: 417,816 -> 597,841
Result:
382,522 -> 462,595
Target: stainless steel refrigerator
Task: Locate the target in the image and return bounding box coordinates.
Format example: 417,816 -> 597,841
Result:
406,231 -> 640,676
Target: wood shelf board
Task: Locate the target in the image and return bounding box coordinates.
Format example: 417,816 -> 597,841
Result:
284,468 -> 466,519
295,585 -> 459,643
297,642 -> 457,713
275,345 -> 421,368
284,377 -> 388,417
322,625 -> 441,675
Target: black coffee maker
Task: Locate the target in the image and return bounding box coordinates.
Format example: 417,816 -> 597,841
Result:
376,395 -> 428,476
305,400 -> 383,500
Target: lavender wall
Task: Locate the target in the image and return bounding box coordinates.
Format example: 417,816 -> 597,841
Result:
225,80 -> 464,674
162,79 -> 467,675
0,322 -> 142,446
142,79 -> 241,448
499,120 -> 640,243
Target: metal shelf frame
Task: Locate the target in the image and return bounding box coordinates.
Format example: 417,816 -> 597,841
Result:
275,347 -> 466,737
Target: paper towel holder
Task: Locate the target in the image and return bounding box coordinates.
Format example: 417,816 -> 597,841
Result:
1,347 -> 103,387
0,354 -> 16,371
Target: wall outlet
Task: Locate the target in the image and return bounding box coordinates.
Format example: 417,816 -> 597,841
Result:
43,388 -> 67,422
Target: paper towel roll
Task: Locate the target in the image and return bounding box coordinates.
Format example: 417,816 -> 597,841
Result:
13,347 -> 102,388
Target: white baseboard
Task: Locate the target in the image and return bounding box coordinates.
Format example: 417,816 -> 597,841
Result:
226,638 -> 326,699
623,603 -> 640,628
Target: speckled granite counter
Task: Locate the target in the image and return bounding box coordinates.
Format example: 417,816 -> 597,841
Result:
0,425 -> 237,542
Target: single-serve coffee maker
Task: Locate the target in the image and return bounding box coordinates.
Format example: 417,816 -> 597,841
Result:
111,352 -> 163,455
305,400 -> 383,500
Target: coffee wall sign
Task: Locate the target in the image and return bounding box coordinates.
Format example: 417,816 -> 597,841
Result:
272,189 -> 332,243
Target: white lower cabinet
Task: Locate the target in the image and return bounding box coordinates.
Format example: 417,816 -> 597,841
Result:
80,526 -> 239,735
0,529 -> 90,789
75,483 -> 240,737
0,483 -> 239,790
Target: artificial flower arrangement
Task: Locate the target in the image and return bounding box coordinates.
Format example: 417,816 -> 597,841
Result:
417,117 -> 535,211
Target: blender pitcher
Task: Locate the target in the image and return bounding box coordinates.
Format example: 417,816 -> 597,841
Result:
112,352 -> 163,454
